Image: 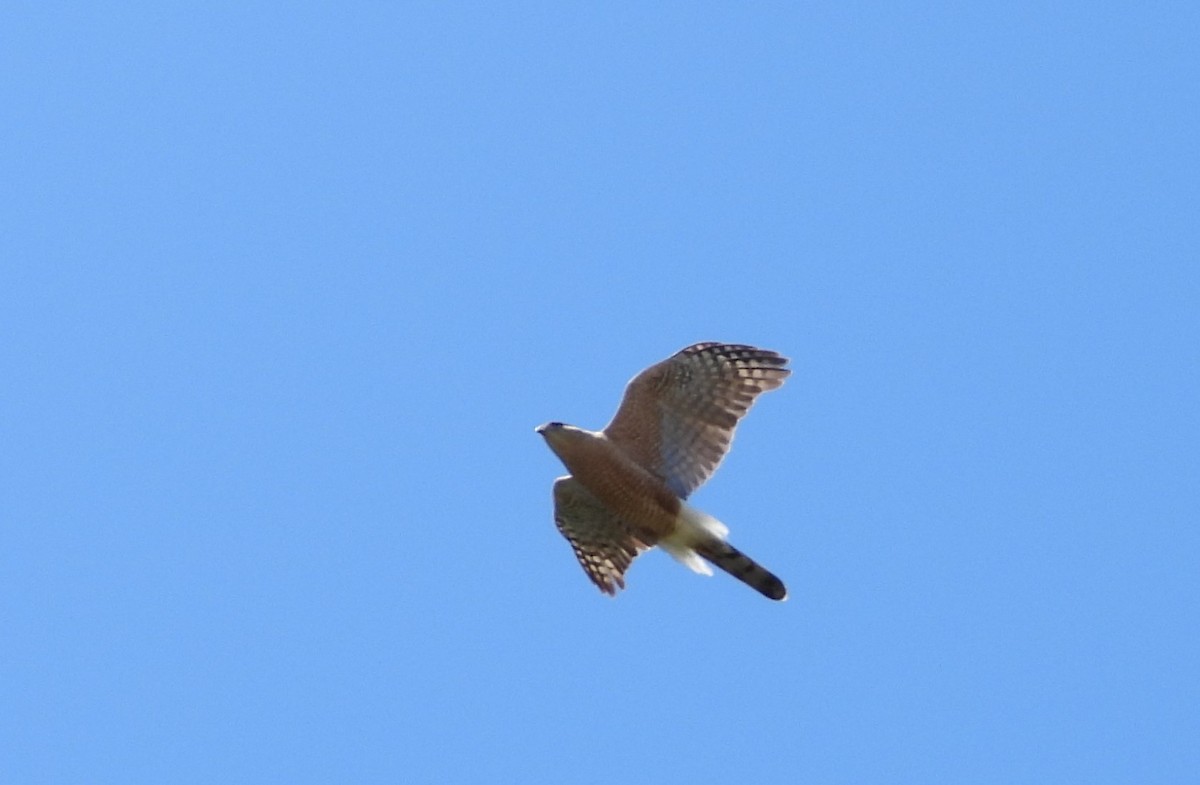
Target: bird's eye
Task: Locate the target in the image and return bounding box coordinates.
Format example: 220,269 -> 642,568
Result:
547,421 -> 563,429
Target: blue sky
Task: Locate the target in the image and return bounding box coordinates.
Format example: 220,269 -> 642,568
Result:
3,3 -> 1197,783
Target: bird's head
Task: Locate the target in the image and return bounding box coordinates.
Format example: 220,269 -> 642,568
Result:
534,421 -> 590,455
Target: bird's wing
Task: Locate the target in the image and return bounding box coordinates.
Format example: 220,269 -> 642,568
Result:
603,342 -> 789,498
552,476 -> 649,596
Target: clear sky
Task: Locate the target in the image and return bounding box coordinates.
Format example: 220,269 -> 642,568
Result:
3,3 -> 1197,783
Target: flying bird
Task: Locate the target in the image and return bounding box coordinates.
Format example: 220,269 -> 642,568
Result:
536,342 -> 790,600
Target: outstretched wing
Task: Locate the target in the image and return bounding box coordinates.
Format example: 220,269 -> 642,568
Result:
603,342 -> 790,498
552,476 -> 649,596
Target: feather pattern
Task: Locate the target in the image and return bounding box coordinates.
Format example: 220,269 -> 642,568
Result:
604,343 -> 790,498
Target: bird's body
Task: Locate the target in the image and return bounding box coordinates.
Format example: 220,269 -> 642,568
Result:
540,427 -> 680,538
536,342 -> 790,601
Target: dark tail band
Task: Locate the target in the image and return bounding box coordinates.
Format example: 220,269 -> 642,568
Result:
696,541 -> 787,601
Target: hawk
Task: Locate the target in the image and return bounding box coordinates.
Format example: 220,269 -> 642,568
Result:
536,342 -> 790,600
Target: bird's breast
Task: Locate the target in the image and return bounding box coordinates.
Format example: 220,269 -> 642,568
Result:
557,436 -> 680,537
